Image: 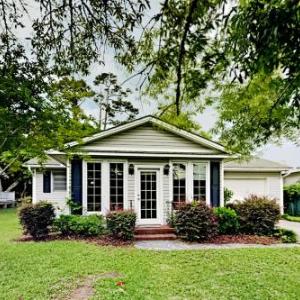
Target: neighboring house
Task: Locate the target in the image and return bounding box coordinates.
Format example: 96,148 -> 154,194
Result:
25,116 -> 229,225
224,158 -> 290,213
283,169 -> 300,185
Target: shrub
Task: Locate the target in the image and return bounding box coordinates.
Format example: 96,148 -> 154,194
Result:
174,201 -> 218,242
106,210 -> 137,240
54,214 -> 105,237
18,202 -> 55,240
214,207 -> 239,235
224,187 -> 234,205
234,195 -> 280,236
273,229 -> 297,243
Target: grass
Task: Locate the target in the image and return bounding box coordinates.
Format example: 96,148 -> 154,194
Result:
1,209 -> 300,300
282,214 -> 300,223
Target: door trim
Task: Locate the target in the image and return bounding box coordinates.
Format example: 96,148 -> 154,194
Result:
135,165 -> 163,225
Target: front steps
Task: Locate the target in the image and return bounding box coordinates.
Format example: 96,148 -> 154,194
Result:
134,225 -> 177,241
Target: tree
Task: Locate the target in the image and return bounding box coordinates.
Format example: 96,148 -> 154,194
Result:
0,43 -> 96,192
93,73 -> 138,129
0,0 -> 150,74
214,0 -> 300,154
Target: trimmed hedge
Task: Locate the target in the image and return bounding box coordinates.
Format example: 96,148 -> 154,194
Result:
106,210 -> 137,240
18,202 -> 55,240
234,195 -> 280,235
214,207 -> 239,234
174,201 -> 218,242
54,214 -> 105,237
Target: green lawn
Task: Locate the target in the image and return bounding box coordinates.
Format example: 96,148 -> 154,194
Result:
1,209 -> 300,300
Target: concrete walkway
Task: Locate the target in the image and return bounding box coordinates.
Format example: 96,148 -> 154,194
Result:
278,220 -> 300,241
135,240 -> 300,251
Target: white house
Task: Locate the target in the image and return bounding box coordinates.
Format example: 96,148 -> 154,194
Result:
283,169 -> 300,185
25,116 -> 287,224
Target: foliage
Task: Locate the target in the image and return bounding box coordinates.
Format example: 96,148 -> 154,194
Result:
66,198 -> 82,215
234,195 -> 281,236
0,0 -> 150,75
106,210 -> 137,240
18,202 -> 55,240
93,73 -> 138,129
224,187 -> 234,205
273,228 -> 297,244
213,207 -> 239,235
18,196 -> 32,206
284,183 -> 300,200
54,214 -> 105,237
174,201 -> 218,241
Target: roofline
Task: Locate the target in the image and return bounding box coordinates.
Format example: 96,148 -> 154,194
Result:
62,115 -> 228,154
224,167 -> 289,172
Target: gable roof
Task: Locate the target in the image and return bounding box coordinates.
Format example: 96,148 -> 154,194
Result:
24,155 -> 65,168
224,157 -> 290,172
51,115 -> 228,155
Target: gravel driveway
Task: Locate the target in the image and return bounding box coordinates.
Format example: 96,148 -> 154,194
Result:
278,220 -> 300,242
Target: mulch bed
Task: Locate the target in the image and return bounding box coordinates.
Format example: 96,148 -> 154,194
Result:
15,233 -> 133,247
205,234 -> 281,245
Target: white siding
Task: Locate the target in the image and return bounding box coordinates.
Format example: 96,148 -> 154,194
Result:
35,171 -> 68,214
284,173 -> 300,185
224,171 -> 283,212
80,124 -> 221,154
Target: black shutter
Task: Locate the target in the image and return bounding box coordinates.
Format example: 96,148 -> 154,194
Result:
43,171 -> 51,193
71,158 -> 82,214
210,161 -> 220,207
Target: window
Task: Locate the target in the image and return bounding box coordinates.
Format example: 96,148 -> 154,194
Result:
87,163 -> 101,211
110,163 -> 124,210
193,163 -> 206,201
173,163 -> 186,208
53,170 -> 67,191
43,171 -> 51,193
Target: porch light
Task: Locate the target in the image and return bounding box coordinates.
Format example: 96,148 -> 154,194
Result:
128,164 -> 134,175
163,164 -> 170,175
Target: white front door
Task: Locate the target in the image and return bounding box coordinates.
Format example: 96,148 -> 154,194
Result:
136,169 -> 162,225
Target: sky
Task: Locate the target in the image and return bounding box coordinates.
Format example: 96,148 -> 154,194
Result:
19,1 -> 300,167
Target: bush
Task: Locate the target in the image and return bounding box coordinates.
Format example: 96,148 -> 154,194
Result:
273,229 -> 297,243
174,201 -> 218,242
18,202 -> 55,240
214,207 -> 239,235
54,214 -> 105,237
106,210 -> 136,240
224,187 -> 234,205
234,195 -> 280,236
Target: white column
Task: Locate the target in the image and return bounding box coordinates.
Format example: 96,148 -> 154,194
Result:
279,174 -> 284,214
32,168 -> 37,204
66,158 -> 71,214
101,161 -> 110,215
220,160 -> 224,207
82,160 -> 87,215
186,162 -> 193,202
206,161 -> 211,206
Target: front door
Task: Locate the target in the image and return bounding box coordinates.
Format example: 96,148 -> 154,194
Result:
137,169 -> 161,225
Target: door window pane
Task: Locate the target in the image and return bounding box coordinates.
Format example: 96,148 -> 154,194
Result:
87,163 -> 101,211
140,171 -> 157,219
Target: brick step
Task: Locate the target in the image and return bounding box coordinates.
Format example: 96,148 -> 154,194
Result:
134,226 -> 175,235
134,233 -> 177,241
